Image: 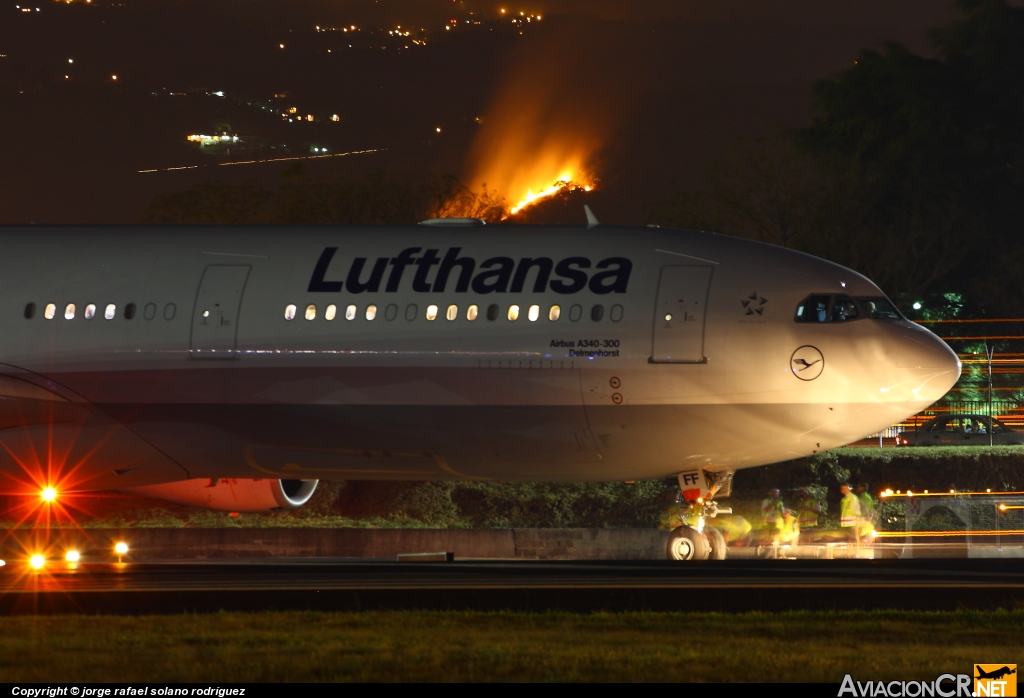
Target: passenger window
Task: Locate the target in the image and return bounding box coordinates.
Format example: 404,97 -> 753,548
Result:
84,304 -> 96,320
466,304 -> 479,321
795,295 -> 831,323
405,304 -> 417,321
548,305 -> 560,321
345,304 -> 357,321
385,304 -> 398,321
144,303 -> 156,320
64,303 -> 76,320
527,305 -> 539,322
106,304 -> 118,320
124,303 -> 136,320
366,305 -> 377,321
305,304 -> 317,321
831,295 -> 859,322
508,304 -> 520,321
569,304 -> 582,322
487,304 -> 499,321
44,303 -> 56,320
426,304 -> 438,321
325,304 -> 337,321
611,305 -> 623,322
591,305 -> 604,322
24,303 -> 35,319
446,304 -> 458,321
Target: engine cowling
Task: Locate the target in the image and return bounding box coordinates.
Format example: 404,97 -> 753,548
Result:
125,478 -> 319,513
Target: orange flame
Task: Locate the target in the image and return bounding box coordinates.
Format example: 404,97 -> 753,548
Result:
462,26 -> 609,220
509,176 -> 594,216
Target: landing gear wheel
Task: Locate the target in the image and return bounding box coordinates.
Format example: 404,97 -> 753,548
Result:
706,526 -> 727,560
667,526 -> 709,560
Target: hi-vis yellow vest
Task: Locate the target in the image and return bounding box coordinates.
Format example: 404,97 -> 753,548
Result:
840,493 -> 861,527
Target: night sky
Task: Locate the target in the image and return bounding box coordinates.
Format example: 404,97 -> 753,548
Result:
0,0 -> 956,225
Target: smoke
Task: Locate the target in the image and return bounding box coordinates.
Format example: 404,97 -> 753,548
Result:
463,17 -> 635,213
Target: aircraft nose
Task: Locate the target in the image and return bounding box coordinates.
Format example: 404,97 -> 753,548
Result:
897,325 -> 960,370
896,323 -> 961,400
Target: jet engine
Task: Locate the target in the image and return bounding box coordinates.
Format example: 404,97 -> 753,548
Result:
125,478 -> 319,513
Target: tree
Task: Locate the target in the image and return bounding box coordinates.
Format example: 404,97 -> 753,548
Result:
798,0 -> 1024,312
141,179 -> 272,224
141,168 -> 510,226
653,0 -> 1024,314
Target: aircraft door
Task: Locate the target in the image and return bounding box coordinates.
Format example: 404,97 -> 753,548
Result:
190,265 -> 251,359
651,266 -> 712,363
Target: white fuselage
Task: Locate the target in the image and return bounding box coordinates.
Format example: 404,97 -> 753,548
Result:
0,225 -> 960,492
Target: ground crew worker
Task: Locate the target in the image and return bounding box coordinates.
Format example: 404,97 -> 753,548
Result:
761,488 -> 784,538
777,508 -> 800,545
855,483 -> 877,542
839,482 -> 862,544
793,487 -> 822,545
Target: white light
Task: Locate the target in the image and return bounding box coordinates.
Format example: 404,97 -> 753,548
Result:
68,58 -> 73,63
65,550 -> 80,563
912,302 -> 922,310
30,554 -> 45,569
114,542 -> 129,555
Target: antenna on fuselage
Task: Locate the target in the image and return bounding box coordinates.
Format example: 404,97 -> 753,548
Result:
584,205 -> 600,229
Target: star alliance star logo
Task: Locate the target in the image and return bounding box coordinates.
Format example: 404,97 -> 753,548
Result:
742,292 -> 767,315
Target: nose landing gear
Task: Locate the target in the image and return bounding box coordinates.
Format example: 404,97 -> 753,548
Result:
668,525 -> 708,560
666,469 -> 734,561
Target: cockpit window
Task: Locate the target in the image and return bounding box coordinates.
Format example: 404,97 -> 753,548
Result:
856,297 -> 902,320
831,295 -> 859,322
796,293 -> 902,323
794,295 -> 831,323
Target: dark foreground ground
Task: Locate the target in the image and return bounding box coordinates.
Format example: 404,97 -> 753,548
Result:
2,558 -> 1023,614
1,609 -> 1018,682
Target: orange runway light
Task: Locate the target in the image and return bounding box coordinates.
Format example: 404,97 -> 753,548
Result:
29,554 -> 45,570
114,542 -> 129,555
65,550 -> 80,563
40,487 -> 57,502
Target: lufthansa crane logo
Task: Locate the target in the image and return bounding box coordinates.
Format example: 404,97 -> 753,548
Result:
790,346 -> 824,381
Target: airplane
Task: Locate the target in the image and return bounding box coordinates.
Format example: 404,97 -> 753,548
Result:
0,218 -> 960,560
976,667 -> 1016,681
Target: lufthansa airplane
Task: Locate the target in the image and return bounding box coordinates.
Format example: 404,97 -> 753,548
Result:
0,218 -> 959,559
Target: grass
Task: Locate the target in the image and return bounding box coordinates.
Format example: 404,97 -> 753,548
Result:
1,609 -> 1021,682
